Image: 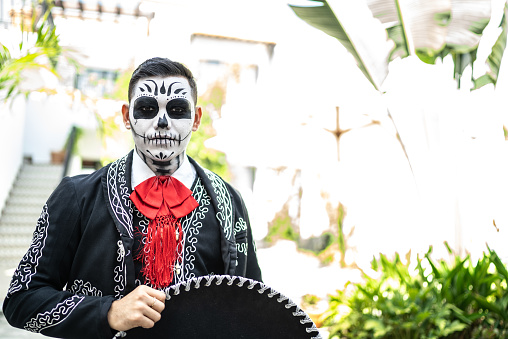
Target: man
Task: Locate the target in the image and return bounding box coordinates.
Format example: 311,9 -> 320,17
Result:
3,57 -> 262,338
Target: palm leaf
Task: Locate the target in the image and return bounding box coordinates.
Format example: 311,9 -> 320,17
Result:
474,2 -> 508,89
289,0 -> 393,90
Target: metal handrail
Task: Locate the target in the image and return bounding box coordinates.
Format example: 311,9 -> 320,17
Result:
62,126 -> 77,178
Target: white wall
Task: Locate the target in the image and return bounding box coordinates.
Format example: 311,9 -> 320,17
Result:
22,92 -> 75,163
0,97 -> 26,213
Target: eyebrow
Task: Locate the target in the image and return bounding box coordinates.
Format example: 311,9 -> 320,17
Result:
138,80 -> 188,98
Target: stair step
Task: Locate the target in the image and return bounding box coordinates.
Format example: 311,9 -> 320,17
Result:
5,195 -> 48,206
0,225 -> 35,235
13,180 -> 61,190
0,236 -> 33,247
0,248 -> 28,268
18,164 -> 62,174
0,163 -> 63,267
0,212 -> 42,225
2,205 -> 47,215
10,186 -> 55,196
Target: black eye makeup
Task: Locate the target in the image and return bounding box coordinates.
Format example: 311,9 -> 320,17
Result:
166,98 -> 191,119
133,96 -> 159,120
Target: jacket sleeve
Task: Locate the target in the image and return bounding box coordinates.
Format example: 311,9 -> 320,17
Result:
2,177 -> 116,339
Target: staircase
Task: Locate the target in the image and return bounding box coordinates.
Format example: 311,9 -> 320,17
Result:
0,163 -> 63,269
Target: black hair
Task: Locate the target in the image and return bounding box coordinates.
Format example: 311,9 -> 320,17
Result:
128,57 -> 198,105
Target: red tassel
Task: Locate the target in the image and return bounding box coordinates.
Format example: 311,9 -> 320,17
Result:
138,215 -> 183,288
130,176 -> 197,288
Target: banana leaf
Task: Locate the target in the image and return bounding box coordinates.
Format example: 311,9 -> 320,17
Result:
445,0 -> 491,86
446,0 -> 491,52
474,2 -> 508,89
366,0 -> 452,64
289,0 -> 393,91
292,0 -> 492,87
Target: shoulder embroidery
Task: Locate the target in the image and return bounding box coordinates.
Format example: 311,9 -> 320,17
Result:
7,204 -> 50,297
106,154 -> 133,237
68,280 -> 103,297
24,295 -> 84,333
203,169 -> 233,241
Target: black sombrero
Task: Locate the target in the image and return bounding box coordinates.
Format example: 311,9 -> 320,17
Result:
122,275 -> 322,338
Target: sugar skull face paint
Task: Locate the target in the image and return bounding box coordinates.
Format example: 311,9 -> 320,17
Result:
124,76 -> 201,175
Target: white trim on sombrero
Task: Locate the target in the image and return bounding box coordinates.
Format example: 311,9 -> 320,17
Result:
163,275 -> 323,339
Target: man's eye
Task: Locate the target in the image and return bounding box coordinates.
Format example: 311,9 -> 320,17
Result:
141,106 -> 155,112
170,107 -> 185,113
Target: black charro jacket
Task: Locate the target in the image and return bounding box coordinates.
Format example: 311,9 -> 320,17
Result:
2,151 -> 262,339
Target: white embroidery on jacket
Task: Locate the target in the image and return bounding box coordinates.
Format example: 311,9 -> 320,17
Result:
179,178 -> 209,283
234,217 -> 247,235
107,154 -> 133,237
24,295 -> 84,333
7,204 -> 50,297
68,280 -> 103,296
107,154 -> 132,298
114,240 -> 126,298
204,169 -> 233,241
135,209 -> 149,241
236,242 -> 248,255
234,217 -> 248,256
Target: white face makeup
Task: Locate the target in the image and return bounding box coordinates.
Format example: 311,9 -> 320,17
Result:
128,76 -> 197,175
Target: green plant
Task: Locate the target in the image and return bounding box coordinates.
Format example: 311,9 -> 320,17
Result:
324,244 -> 508,338
264,213 -> 299,244
0,0 -> 63,101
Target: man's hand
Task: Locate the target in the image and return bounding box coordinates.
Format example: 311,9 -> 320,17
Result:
107,285 -> 166,332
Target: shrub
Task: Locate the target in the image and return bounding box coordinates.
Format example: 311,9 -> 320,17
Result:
324,244 -> 508,338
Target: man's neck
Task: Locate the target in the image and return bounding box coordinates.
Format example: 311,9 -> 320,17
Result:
131,150 -> 196,189
135,148 -> 186,176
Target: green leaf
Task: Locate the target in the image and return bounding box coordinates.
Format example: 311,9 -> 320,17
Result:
490,251 -> 508,282
439,320 -> 469,336
289,0 -> 392,91
447,303 -> 473,324
425,254 -> 442,280
473,293 -> 507,320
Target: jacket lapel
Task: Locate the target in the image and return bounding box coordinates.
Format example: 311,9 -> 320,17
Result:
102,151 -> 134,238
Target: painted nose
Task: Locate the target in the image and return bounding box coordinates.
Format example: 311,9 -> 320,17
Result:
157,114 -> 169,129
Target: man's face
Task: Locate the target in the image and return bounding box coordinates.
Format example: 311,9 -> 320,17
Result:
126,76 -> 200,175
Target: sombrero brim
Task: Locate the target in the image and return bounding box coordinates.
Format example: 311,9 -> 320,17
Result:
125,275 -> 322,338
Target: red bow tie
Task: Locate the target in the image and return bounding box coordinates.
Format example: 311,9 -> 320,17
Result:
130,176 -> 198,288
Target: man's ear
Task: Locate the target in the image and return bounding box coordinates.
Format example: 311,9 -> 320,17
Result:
192,107 -> 203,132
122,104 -> 131,129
